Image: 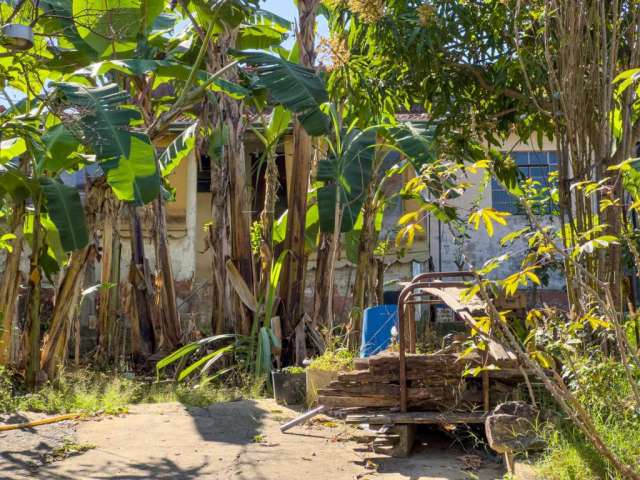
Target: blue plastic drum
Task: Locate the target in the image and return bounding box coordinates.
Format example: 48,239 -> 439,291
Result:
360,305 -> 399,358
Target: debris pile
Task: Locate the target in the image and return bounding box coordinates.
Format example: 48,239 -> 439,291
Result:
318,349 -> 529,411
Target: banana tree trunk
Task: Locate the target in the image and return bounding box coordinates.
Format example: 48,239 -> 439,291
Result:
208,181 -> 229,335
225,97 -> 252,336
312,232 -> 334,327
350,198 -> 377,347
325,190 -> 343,336
128,205 -> 156,360
280,0 -> 320,363
210,28 -> 253,337
40,246 -> 93,378
259,153 -> 279,291
25,196 -> 42,389
153,193 -> 181,349
96,206 -> 122,363
0,203 -> 24,365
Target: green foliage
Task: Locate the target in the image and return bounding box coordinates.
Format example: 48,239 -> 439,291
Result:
281,366 -> 305,374
52,82 -> 160,205
0,369 -> 136,415
317,124 -> 377,232
234,50 -> 330,136
308,349 -> 355,372
38,178 -> 89,251
46,441 -> 96,462
0,368 -> 265,415
158,122 -> 197,177
72,0 -> 163,55
537,359 -> 640,480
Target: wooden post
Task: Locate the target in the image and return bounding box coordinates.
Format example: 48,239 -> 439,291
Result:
482,349 -> 490,411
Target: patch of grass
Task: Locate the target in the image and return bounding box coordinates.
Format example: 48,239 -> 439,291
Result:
536,417 -> 640,480
253,434 -> 265,443
308,349 -> 355,372
9,370 -> 138,415
534,358 -> 640,479
0,368 -> 265,415
281,365 -> 305,374
45,440 -> 95,463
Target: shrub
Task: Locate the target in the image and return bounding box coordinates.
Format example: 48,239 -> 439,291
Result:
308,349 -> 355,371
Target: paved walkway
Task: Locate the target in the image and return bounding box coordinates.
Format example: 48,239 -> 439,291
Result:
1,400 -> 506,479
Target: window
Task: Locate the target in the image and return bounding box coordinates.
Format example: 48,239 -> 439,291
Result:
491,151 -> 558,214
197,154 -> 212,192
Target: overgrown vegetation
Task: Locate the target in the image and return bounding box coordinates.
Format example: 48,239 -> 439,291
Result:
537,358 -> 640,479
1,0 -> 640,478
308,349 -> 356,372
0,367 -> 263,415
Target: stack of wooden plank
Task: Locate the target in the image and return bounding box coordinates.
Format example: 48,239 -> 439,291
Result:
318,350 -> 527,411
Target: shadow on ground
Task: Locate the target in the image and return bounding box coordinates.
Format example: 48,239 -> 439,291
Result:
185,399 -> 268,445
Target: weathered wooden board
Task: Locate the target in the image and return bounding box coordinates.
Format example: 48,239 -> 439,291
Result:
345,411 -> 487,425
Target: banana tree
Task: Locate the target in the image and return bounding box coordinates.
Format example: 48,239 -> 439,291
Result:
0,119 -> 91,384
249,105 -> 291,290
315,109 -> 377,335
313,119 -> 438,344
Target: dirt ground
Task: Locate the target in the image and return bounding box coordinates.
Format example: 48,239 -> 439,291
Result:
0,399 -> 508,479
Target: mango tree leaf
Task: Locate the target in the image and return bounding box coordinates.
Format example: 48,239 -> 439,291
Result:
39,177 -> 89,251
233,50 -> 330,136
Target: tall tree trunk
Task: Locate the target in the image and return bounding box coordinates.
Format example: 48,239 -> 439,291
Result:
312,232 -> 334,327
208,182 -> 229,334
350,194 -> 378,347
128,205 -> 155,360
225,93 -> 252,336
0,203 -> 24,365
349,146 -> 383,347
40,246 -> 93,378
259,152 -> 279,291
280,0 -> 320,363
25,196 -> 42,388
153,193 -> 181,349
96,202 -> 122,363
208,28 -> 253,336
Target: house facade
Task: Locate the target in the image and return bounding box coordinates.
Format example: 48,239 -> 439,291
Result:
129,130 -> 567,331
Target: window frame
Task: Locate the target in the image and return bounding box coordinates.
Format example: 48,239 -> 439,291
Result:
491,150 -> 558,215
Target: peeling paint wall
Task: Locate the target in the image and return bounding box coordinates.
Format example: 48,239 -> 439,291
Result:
427,135 -> 565,291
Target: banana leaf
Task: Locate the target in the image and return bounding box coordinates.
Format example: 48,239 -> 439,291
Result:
233,50 -> 330,136
38,177 -> 89,251
52,82 -> 160,205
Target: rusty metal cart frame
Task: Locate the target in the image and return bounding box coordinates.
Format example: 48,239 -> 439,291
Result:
397,271 -> 494,414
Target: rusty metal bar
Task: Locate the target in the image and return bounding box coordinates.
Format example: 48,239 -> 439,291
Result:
396,271 -> 476,413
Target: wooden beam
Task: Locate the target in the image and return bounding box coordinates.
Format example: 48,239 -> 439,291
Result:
345,411 -> 487,425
